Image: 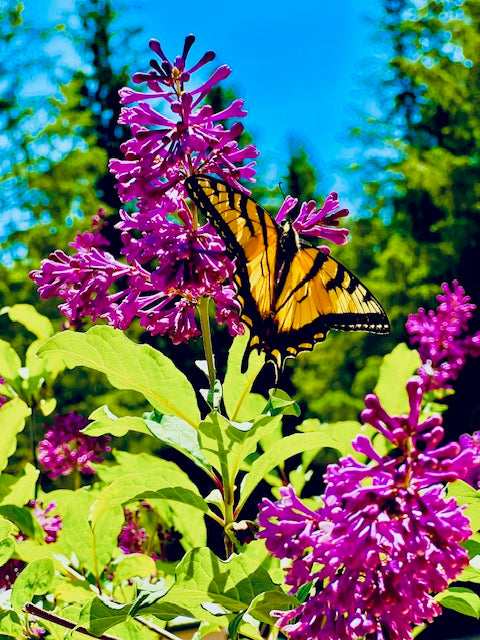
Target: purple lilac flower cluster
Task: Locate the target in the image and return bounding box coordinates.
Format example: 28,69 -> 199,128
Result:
118,507 -> 149,555
258,376 -> 472,639
37,412 -> 110,478
30,36 -> 257,344
406,280 -> 480,392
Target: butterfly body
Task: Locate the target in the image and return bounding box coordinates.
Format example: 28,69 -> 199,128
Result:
185,175 -> 389,375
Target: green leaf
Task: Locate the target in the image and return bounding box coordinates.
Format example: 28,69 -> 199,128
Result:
79,597 -> 133,636
238,432 -> 338,515
57,490 -> 123,575
223,332 -> 265,421
86,405 -> 152,436
141,547 -> 280,622
298,419 -> 374,459
38,326 -> 201,428
199,412 -> 282,491
436,586 -> 480,618
0,506 -> 35,538
112,554 -> 157,588
374,343 -> 421,414
143,413 -> 210,471
2,304 -> 53,340
11,557 -> 54,613
247,590 -> 300,625
0,463 -> 38,507
0,611 -> 22,639
91,465 -> 208,531
0,399 -> 31,472
447,480 -> 480,532
0,537 -> 14,566
265,389 -> 300,417
0,339 -> 21,382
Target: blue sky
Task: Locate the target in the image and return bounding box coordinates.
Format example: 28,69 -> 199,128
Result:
25,0 -> 385,194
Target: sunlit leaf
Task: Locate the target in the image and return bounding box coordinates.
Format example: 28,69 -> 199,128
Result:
38,326 -> 201,428
0,398 -> 31,472
374,343 -> 421,414
11,557 -> 54,613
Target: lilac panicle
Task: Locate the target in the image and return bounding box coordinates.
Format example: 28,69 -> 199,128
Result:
275,191 -> 350,250
118,508 -> 149,554
406,280 -> 480,392
258,376 -> 472,640
37,412 -> 111,479
109,34 -> 258,213
30,35 -> 252,344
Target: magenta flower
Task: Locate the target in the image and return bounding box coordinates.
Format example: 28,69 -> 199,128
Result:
459,431 -> 480,489
258,377 -> 472,640
30,35 -> 252,345
30,500 -> 62,543
109,35 -> 258,213
37,412 -> 111,478
118,508 -> 149,554
406,280 -> 480,392
275,191 -> 349,251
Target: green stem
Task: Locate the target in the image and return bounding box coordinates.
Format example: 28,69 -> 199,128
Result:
198,296 -> 216,389
29,408 -> 38,500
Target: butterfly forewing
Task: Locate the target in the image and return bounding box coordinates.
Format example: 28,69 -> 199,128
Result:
185,175 -> 390,376
185,176 -> 278,319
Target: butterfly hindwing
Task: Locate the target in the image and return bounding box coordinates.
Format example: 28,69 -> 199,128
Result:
185,175 -> 389,376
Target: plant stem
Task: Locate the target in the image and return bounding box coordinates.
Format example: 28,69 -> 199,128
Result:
198,296 -> 216,389
23,603 -> 122,639
29,408 -> 38,499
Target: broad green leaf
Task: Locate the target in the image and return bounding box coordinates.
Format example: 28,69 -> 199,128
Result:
0,506 -> 35,538
141,547 -> 280,622
0,399 -> 31,472
11,557 -> 54,613
0,339 -> 21,381
143,413 -> 210,471
0,538 -> 14,566
223,332 -> 265,421
265,389 -> 300,417
57,490 -> 123,575
374,343 -> 421,414
199,412 -> 282,490
238,432 -> 338,514
38,397 -> 57,416
38,326 -> 201,428
0,517 -> 14,540
458,565 -> 480,584
78,597 -> 134,636
91,467 -> 208,531
54,579 -> 95,605
2,304 -> 53,340
0,463 -> 38,507
0,611 -> 22,639
447,480 -> 480,532
86,405 -> 152,436
110,618 -> 159,640
436,586 -> 480,618
113,554 -> 157,588
247,590 -> 300,625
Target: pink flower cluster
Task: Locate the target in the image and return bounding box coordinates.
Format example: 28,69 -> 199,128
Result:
30,35 -> 258,343
258,377 -> 472,640
406,280 -> 480,391
37,411 -> 110,478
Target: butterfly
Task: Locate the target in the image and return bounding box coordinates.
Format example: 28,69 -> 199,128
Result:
185,175 -> 390,377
